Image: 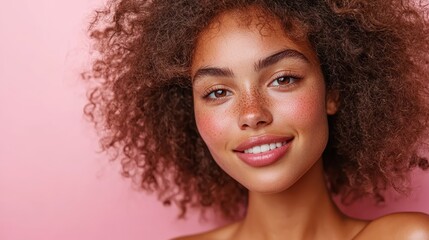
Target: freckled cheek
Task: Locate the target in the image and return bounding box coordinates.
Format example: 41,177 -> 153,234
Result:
274,93 -> 327,130
194,107 -> 231,148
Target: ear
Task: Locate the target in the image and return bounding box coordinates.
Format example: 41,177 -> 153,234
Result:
326,90 -> 339,115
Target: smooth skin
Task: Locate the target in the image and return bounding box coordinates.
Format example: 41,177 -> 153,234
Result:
176,7 -> 429,240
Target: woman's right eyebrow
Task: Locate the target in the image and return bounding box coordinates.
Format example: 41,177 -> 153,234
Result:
192,67 -> 235,83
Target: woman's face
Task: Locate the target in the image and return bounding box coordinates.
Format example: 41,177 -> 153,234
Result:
191,9 -> 337,193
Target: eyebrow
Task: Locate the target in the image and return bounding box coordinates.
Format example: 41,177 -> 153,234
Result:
193,67 -> 234,83
192,48 -> 309,83
254,49 -> 309,72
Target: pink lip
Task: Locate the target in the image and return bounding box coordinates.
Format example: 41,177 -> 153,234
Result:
233,135 -> 294,167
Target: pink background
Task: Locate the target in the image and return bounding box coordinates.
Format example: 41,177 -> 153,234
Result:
0,1 -> 428,240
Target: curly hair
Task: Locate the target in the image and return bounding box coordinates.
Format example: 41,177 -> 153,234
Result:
84,0 -> 429,219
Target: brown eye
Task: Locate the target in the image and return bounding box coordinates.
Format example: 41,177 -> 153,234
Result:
207,89 -> 232,99
271,76 -> 296,86
214,89 -> 227,97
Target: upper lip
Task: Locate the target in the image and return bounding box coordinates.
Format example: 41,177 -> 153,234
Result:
233,135 -> 294,152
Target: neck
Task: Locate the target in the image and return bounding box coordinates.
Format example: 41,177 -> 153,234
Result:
233,160 -> 357,240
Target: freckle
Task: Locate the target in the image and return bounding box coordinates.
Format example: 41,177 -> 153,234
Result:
232,101 -> 239,115
233,87 -> 271,115
254,87 -> 270,107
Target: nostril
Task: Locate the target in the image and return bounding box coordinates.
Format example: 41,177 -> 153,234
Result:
238,110 -> 273,130
256,120 -> 268,126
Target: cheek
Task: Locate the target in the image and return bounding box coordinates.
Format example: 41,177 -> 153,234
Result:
287,91 -> 330,159
278,95 -> 325,123
273,90 -> 330,180
194,106 -> 228,147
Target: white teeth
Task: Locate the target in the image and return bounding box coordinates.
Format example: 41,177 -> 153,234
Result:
243,142 -> 286,154
260,144 -> 270,153
253,146 -> 261,154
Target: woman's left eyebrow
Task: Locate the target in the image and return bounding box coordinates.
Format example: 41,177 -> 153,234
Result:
254,49 -> 309,72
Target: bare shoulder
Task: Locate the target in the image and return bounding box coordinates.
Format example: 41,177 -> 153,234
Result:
171,222 -> 240,240
356,212 -> 429,240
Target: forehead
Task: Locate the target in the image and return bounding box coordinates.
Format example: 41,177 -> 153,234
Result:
191,6 -> 318,73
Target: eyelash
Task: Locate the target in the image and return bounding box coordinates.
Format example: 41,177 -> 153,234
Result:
202,87 -> 232,101
201,74 -> 303,101
269,74 -> 303,88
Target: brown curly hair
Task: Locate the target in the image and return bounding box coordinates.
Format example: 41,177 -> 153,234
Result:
84,0 -> 429,219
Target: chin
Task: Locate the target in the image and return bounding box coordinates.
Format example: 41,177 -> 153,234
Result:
238,158 -> 324,195
240,173 -> 303,194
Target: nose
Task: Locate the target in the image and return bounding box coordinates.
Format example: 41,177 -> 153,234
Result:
238,92 -> 273,130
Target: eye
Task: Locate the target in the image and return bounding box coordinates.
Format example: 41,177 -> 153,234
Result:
205,88 -> 232,99
270,75 -> 300,87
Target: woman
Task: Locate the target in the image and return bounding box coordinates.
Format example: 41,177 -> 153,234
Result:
85,0 -> 429,239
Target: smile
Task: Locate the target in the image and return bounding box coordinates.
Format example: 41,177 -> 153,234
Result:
243,142 -> 287,154
234,136 -> 294,167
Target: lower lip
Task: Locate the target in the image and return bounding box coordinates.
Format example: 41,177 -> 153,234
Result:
235,141 -> 292,167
